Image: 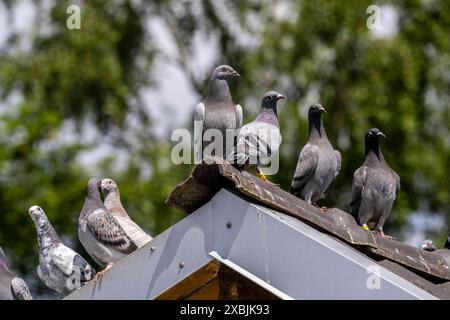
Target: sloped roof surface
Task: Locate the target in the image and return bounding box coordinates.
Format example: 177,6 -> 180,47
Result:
167,157 -> 450,298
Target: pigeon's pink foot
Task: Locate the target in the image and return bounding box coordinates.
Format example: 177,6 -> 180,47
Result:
94,263 -> 113,283
378,231 -> 396,240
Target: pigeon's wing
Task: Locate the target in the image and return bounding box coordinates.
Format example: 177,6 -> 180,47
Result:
87,209 -> 138,254
115,216 -> 152,248
393,171 -> 401,196
334,150 -> 342,178
50,244 -> 80,277
232,122 -> 281,165
236,104 -> 243,129
194,103 -> 205,163
349,166 -> 367,217
11,277 -> 32,300
290,144 -> 319,194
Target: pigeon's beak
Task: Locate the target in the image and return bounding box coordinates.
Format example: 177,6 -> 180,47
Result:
231,70 -> 240,78
377,132 -> 386,138
276,94 -> 286,101
319,106 -> 326,113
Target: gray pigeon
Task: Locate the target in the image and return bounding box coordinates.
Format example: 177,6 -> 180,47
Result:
78,178 -> 138,276
28,205 -> 95,294
422,234 -> 450,265
227,91 -> 285,182
290,104 -> 341,206
194,65 -> 242,162
349,128 -> 400,237
421,239 -> 437,251
100,178 -> 153,248
0,247 -> 32,300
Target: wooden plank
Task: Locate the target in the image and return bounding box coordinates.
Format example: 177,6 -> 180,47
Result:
155,261 -> 220,300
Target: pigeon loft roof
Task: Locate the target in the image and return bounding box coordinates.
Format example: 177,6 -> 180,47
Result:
66,157 -> 450,299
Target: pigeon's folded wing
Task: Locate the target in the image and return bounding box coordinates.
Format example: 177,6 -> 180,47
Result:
87,209 -> 138,254
194,103 -> 205,163
236,122 -> 281,162
11,277 -> 32,300
50,244 -> 78,277
334,150 -> 342,178
291,144 -> 319,193
236,104 -> 243,129
350,166 -> 367,216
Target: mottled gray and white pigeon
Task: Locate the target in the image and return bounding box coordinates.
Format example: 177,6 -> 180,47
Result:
194,65 -> 242,162
290,104 -> 341,206
28,205 -> 95,294
227,91 -> 285,182
0,247 -> 32,300
78,178 -> 138,276
349,128 -> 400,237
101,178 -> 152,248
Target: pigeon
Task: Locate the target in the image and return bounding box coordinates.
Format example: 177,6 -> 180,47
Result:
349,128 -> 400,237
100,178 -> 152,248
290,104 -> 341,207
194,65 -> 242,162
0,247 -> 32,300
78,178 -> 138,277
227,91 -> 285,182
422,234 -> 450,265
421,239 -> 437,252
28,205 -> 95,294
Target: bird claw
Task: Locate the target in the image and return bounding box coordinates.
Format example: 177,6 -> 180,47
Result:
378,231 -> 396,240
257,170 -> 279,186
320,206 -> 328,212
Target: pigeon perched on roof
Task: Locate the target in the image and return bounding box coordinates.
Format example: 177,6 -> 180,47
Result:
28,205 -> 95,294
421,239 -> 437,252
227,91 -> 285,182
422,234 -> 450,265
349,128 -> 400,237
100,178 -> 152,248
0,247 -> 32,300
194,65 -> 242,162
78,178 -> 138,277
290,104 -> 341,207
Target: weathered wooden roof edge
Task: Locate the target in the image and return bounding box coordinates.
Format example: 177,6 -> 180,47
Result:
166,157 -> 450,285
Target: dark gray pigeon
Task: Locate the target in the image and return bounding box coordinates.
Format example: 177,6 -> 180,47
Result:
78,178 -> 138,277
290,104 -> 341,206
28,205 -> 95,294
349,128 -> 400,237
0,247 -> 32,300
194,65 -> 242,162
227,91 -> 285,182
100,178 -> 152,247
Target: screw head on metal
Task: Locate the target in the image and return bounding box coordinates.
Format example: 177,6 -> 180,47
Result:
226,222 -> 232,229
179,262 -> 184,268
150,246 -> 155,252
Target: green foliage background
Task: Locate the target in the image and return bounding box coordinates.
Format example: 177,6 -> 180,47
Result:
0,0 -> 449,297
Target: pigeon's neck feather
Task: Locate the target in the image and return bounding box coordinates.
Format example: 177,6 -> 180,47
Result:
33,215 -> 60,252
256,108 -> 279,126
81,194 -> 103,218
0,260 -> 8,270
104,191 -> 129,218
308,114 -> 328,143
208,78 -> 233,102
364,140 -> 387,166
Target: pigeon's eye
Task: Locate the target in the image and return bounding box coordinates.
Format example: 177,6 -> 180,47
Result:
368,131 -> 373,136
222,67 -> 227,72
